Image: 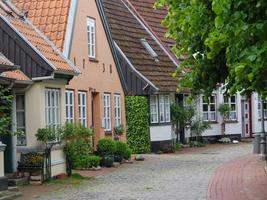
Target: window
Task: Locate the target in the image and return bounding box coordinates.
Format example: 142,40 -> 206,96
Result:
150,95 -> 171,124
66,90 -> 74,123
16,94 -> 26,146
114,95 -> 121,127
45,89 -> 60,141
223,95 -> 237,120
87,17 -> 96,58
103,94 -> 111,131
202,95 -> 217,121
150,95 -> 158,123
78,91 -> 87,127
258,98 -> 267,119
140,38 -> 158,61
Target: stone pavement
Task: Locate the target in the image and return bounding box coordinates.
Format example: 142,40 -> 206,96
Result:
208,154 -> 267,200
35,143 -> 252,200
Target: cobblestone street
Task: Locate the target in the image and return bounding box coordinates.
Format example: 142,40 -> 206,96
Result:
36,143 -> 251,200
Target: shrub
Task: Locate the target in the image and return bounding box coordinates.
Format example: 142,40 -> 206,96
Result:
0,86 -> 12,136
114,141 -> 127,157
36,128 -> 56,147
123,148 -> 132,160
189,141 -> 206,147
97,139 -> 116,156
87,156 -> 101,168
61,123 -> 93,169
125,96 -> 150,153
175,142 -> 182,151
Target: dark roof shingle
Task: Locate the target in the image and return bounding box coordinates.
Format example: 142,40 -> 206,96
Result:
102,0 -> 177,92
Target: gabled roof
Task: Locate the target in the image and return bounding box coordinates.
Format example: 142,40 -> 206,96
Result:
127,0 -> 178,63
0,0 -> 79,77
102,0 -> 178,92
11,0 -> 71,50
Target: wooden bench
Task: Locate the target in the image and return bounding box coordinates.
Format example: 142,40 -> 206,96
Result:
17,152 -> 46,182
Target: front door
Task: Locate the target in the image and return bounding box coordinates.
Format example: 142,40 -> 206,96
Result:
241,100 -> 251,137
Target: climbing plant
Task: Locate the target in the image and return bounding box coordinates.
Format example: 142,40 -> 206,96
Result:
0,85 -> 13,135
125,96 -> 150,153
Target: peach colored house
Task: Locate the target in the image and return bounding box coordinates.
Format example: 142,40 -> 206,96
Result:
12,0 -> 128,147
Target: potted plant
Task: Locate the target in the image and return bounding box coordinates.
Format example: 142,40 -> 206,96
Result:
190,116 -> 211,143
218,104 -> 231,135
97,139 -> 116,167
113,124 -> 125,140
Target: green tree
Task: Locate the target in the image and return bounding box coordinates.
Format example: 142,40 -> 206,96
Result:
155,0 -> 267,97
0,85 -> 13,135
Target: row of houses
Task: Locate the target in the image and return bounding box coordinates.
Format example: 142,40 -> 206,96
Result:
0,0 -> 265,179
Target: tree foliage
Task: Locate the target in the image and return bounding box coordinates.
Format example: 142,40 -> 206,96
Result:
155,0 -> 267,97
0,85 -> 13,135
125,96 -> 150,153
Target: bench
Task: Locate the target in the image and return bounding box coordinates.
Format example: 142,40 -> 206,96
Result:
17,152 -> 46,182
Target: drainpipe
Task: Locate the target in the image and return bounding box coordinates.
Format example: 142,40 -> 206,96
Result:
260,99 -> 266,160
11,91 -> 17,172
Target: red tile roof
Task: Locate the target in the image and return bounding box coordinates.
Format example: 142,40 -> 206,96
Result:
0,52 -> 13,66
2,69 -> 30,81
102,0 -> 178,92
0,0 -> 78,75
11,0 -> 71,50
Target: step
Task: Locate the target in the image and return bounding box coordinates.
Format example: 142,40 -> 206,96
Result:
30,175 -> 42,181
8,177 -> 28,186
0,191 -> 21,200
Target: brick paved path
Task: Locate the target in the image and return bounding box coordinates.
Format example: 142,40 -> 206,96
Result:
208,154 -> 267,200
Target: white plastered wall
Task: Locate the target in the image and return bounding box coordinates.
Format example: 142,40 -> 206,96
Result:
149,93 -> 176,142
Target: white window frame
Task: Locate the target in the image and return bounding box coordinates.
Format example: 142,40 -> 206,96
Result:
16,94 -> 26,146
45,88 -> 61,141
78,91 -> 87,127
150,95 -> 158,124
103,94 -> 111,131
66,90 -> 74,123
223,95 -> 237,121
202,95 -> 217,122
87,17 -> 96,58
114,95 -> 121,127
150,95 -> 171,124
258,98 -> 267,119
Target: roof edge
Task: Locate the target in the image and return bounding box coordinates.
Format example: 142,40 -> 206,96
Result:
114,42 -> 159,92
96,0 -> 128,95
63,0 -> 78,59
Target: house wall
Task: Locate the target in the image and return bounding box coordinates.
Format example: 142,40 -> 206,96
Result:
23,79 -> 67,147
251,93 -> 267,134
196,89 -> 243,139
149,93 -> 175,151
51,148 -> 66,177
67,0 -> 126,145
0,144 -> 5,177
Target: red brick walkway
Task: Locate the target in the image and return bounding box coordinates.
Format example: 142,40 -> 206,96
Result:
208,155 -> 267,200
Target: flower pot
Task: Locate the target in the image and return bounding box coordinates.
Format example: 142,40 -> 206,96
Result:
114,155 -> 123,163
101,155 -> 114,167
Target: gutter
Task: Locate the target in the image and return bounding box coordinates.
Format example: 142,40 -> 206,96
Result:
96,0 -> 128,95
32,73 -> 54,81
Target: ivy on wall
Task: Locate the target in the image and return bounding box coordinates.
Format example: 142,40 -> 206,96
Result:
0,85 -> 13,136
125,96 -> 150,153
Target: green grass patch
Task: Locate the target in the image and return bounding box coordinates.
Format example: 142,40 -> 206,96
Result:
44,173 -> 91,186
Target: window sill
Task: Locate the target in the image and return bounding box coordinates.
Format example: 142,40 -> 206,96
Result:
105,131 -> 112,136
150,122 -> 172,126
89,58 -> 99,63
258,119 -> 267,121
203,121 -> 219,124
224,120 -> 238,123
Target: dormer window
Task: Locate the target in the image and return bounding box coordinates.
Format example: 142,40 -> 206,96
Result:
87,17 -> 96,59
140,39 -> 158,61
